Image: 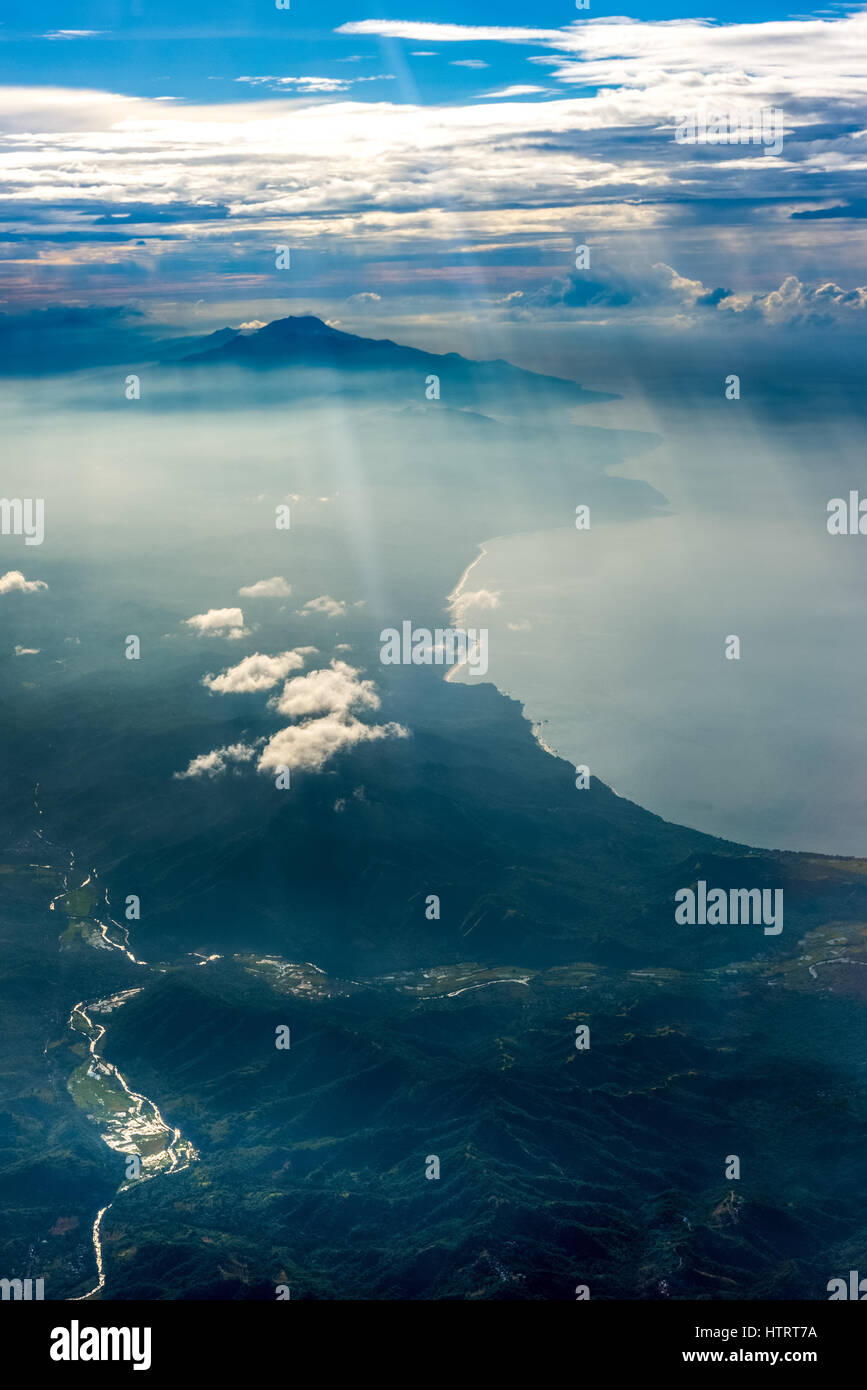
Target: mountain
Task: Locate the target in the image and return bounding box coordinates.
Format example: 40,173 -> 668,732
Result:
173,313 -> 614,408
154,326 -> 239,361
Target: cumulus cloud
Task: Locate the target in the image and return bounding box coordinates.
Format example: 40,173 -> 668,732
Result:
721,275 -> 867,327
184,607 -> 250,639
203,648 -> 315,694
270,660 -> 381,719
348,291 -> 381,302
258,713 -> 408,774
526,261 -> 731,315
13,645 -> 40,655
297,595 -> 349,619
450,587 -> 501,625
520,259 -> 867,327
238,576 -> 291,598
0,570 -> 48,595
174,742 -> 259,780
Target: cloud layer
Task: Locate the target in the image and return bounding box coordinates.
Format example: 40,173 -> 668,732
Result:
2,9 -> 866,321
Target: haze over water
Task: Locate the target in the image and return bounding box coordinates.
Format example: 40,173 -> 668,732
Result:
448,360 -> 867,856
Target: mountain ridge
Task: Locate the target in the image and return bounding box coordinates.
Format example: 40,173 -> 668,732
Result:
171,313 -> 616,406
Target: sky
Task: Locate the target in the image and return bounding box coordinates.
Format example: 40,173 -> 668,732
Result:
0,4 -> 865,349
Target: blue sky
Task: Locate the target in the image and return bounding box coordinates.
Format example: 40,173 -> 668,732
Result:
0,3 -> 827,103
0,4 -> 865,349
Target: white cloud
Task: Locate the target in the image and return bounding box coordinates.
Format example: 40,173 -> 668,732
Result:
236,74 -> 394,94
239,576 -> 291,598
203,648 -> 314,694
174,742 -> 259,780
184,607 -> 250,639
721,274 -> 867,325
297,595 -> 349,619
258,713 -> 408,774
0,570 -> 48,595
480,86 -> 546,99
450,60 -> 489,69
270,660 -> 380,719
239,320 -> 266,330
237,75 -> 351,93
450,587 -> 501,624
13,645 -> 40,655
348,291 -> 381,302
337,22 -> 557,43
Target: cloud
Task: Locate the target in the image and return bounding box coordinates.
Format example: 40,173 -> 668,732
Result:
522,260 -> 734,318
44,30 -> 102,40
480,86 -> 546,99
258,713 -> 408,774
238,576 -> 291,598
297,595 -> 349,619
450,587 -> 501,624
174,742 -> 259,780
7,9 -> 866,328
450,60 -> 489,70
720,274 -> 867,326
181,633 -> 405,779
13,645 -> 40,655
239,319 -> 267,330
270,660 -> 380,719
237,75 -> 350,93
183,607 -> 250,639
348,291 -> 381,302
236,74 -> 394,94
792,200 -> 867,222
0,570 -> 48,595
336,23 -> 557,43
203,648 -> 314,694
522,255 -> 867,327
